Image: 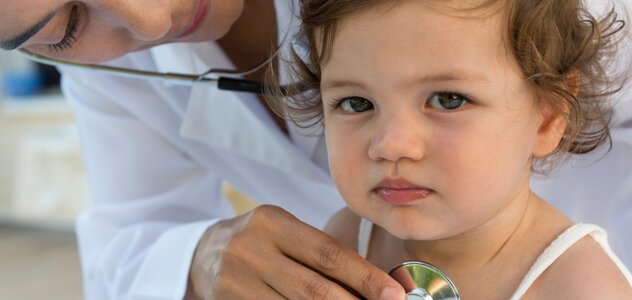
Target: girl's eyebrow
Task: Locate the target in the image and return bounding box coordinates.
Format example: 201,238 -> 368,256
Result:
321,79 -> 368,91
414,72 -> 489,84
0,12 -> 56,50
322,72 -> 489,90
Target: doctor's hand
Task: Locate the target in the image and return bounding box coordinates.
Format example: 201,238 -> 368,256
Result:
187,205 -> 405,300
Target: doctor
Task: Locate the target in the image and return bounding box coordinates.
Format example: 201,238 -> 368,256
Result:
0,0 -> 406,299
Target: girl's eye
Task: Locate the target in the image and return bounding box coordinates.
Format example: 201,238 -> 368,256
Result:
338,97 -> 373,113
428,92 -> 468,110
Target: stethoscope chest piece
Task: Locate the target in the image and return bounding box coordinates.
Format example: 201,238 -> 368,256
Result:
389,261 -> 460,300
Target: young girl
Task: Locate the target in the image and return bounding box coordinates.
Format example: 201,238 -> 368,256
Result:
271,0 -> 632,298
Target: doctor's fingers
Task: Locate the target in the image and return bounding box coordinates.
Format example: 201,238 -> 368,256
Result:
260,208 -> 405,300
264,251 -> 362,299
196,205 -> 357,299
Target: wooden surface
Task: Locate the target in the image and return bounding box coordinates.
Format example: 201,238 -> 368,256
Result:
0,226 -> 83,299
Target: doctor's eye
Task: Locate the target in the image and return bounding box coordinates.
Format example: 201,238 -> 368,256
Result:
337,97 -> 373,113
48,5 -> 82,53
428,92 -> 469,110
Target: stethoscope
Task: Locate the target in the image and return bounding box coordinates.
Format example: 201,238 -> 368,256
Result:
22,49 -> 462,300
389,261 -> 460,300
19,2 -> 461,297
20,60 -> 462,300
20,48 -> 280,95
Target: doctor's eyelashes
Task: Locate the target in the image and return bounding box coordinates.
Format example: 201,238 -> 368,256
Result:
48,5 -> 82,53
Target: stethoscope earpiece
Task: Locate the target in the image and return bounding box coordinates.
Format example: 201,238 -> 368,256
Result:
389,261 -> 460,300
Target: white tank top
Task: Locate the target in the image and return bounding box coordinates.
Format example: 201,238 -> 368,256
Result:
357,219 -> 632,299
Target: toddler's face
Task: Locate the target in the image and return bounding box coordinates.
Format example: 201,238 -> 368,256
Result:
321,1 -> 547,240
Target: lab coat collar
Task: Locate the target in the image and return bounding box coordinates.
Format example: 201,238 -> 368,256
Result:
152,42 -> 329,183
150,38 -> 330,182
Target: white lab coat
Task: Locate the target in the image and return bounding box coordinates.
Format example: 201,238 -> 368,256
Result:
60,1 -> 631,299
60,2 -> 344,299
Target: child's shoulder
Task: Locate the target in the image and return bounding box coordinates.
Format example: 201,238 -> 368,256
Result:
324,207 -> 362,251
532,233 -> 632,298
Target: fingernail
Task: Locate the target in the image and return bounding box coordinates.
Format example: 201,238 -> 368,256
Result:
380,286 -> 404,300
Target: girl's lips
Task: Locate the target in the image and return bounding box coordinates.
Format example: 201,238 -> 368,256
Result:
179,0 -> 209,38
373,178 -> 434,205
374,188 -> 433,205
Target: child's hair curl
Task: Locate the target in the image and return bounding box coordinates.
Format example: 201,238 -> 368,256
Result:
266,0 -> 629,172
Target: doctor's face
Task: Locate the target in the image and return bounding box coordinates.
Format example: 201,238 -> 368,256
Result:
0,0 -> 244,63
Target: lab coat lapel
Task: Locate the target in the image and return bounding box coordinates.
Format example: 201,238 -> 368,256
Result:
151,41 -> 331,183
162,44 -> 328,183
145,4 -> 330,183
181,84 -> 331,184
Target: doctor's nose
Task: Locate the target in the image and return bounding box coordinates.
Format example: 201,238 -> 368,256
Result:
368,116 -> 426,163
96,0 -> 172,41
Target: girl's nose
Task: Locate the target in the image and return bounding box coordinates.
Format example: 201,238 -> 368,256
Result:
368,114 -> 426,163
97,0 -> 172,41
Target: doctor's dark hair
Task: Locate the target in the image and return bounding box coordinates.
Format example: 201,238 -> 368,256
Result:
267,0 -> 629,169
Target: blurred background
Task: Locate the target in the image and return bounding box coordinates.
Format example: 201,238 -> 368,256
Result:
0,51 -> 87,299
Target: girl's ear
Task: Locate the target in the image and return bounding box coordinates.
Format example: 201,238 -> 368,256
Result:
532,71 -> 579,158
532,102 -> 566,158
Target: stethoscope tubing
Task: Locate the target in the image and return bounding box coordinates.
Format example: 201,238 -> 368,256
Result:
18,0 -> 299,96
21,50 -> 275,94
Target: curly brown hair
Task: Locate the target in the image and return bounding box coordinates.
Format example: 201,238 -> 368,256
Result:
266,0 -> 629,171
